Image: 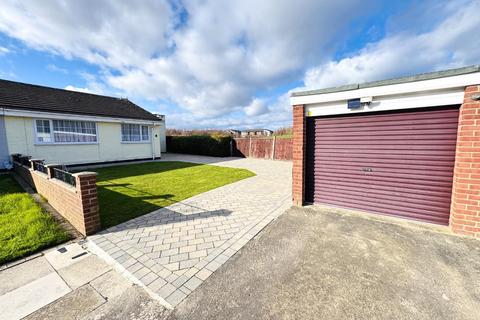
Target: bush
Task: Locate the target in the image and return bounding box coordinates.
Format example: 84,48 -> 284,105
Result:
166,135 -> 232,157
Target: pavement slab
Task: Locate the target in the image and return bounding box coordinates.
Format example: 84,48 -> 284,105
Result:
24,284 -> 105,320
0,272 -> 71,320
58,255 -> 111,289
0,256 -> 53,296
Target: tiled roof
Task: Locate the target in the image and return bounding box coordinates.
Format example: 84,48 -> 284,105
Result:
0,79 -> 161,121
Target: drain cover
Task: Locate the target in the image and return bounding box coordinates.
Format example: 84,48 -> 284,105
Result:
57,247 -> 67,253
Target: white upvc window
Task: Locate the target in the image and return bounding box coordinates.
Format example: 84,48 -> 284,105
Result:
35,119 -> 97,144
121,124 -> 150,142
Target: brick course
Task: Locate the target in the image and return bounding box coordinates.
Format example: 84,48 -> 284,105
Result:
292,104 -> 305,206
450,85 -> 480,238
13,160 -> 100,236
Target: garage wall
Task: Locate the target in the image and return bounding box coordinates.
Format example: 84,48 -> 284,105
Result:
450,85 -> 480,238
4,116 -> 162,165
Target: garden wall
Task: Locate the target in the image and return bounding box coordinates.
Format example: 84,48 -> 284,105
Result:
12,156 -> 100,236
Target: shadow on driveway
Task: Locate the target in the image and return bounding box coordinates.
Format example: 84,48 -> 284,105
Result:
168,206 -> 480,320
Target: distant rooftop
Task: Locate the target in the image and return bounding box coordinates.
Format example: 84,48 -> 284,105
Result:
242,129 -> 273,132
291,65 -> 480,97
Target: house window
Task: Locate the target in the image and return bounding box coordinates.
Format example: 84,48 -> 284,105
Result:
35,120 -> 52,143
121,124 -> 150,142
35,119 -> 97,144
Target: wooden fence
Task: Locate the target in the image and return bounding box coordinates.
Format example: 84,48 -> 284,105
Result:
232,137 -> 292,160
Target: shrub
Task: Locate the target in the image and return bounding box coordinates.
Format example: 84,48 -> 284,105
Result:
166,135 -> 232,157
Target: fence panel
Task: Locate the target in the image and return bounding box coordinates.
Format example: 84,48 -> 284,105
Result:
232,137 -> 292,160
273,138 -> 293,160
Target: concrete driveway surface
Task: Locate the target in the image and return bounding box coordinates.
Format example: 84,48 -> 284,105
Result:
88,154 -> 292,308
168,206 -> 480,320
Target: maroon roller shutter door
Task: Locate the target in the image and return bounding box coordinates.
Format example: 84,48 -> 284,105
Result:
305,106 -> 460,225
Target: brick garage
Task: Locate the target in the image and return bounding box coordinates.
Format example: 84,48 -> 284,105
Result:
291,66 -> 480,238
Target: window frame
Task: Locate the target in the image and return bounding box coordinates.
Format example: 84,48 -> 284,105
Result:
34,119 -> 99,145
121,123 -> 151,143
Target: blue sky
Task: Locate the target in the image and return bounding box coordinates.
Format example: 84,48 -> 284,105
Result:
0,0 -> 478,129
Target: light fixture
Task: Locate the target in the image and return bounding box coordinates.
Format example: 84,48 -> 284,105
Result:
471,94 -> 480,101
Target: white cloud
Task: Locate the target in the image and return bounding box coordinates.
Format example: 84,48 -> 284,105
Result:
46,64 -> 68,74
303,0 -> 480,90
0,46 -> 10,55
0,0 -> 367,123
244,99 -> 268,116
64,85 -> 94,94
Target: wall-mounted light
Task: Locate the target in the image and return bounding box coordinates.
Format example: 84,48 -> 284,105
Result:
472,94 -> 480,101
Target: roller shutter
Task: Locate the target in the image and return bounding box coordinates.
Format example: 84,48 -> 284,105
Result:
305,106 -> 460,225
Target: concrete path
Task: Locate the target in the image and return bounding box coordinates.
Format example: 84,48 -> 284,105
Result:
88,155 -> 292,307
0,242 -> 167,320
168,206 -> 480,320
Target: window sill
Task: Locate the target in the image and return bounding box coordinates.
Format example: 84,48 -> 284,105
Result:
121,141 -> 151,144
34,142 -> 99,146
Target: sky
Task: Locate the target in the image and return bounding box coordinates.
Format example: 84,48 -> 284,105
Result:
0,0 -> 479,130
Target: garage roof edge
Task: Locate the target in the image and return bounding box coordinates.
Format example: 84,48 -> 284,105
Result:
291,65 -> 480,97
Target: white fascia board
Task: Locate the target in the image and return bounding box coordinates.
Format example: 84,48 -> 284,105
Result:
305,88 -> 464,117
291,72 -> 480,106
0,108 -> 164,126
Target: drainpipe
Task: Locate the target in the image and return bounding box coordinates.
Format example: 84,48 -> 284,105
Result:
150,123 -> 155,160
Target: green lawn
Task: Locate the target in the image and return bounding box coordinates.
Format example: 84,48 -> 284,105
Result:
95,161 -> 255,228
0,174 -> 70,265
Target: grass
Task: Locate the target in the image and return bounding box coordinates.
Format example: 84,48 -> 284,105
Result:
95,161 -> 255,228
0,174 -> 70,265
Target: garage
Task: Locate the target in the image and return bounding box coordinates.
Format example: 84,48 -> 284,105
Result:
291,65 -> 480,237
305,106 -> 459,225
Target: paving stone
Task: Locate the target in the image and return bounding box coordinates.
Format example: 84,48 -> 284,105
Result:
164,262 -> 180,271
169,253 -> 189,263
196,268 -> 213,281
156,283 -> 176,297
165,289 -> 187,306
161,248 -> 179,257
183,267 -> 199,279
127,262 -> 143,274
148,277 -> 167,292
179,259 -> 199,270
179,245 -> 197,253
188,238 -> 204,245
196,242 -> 214,250
166,273 -> 179,283
184,276 -> 203,291
205,260 -> 222,272
189,250 -> 207,259
170,241 -> 188,249
133,267 -> 150,279
172,275 -> 188,288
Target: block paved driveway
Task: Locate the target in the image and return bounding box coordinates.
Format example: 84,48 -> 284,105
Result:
88,154 -> 292,308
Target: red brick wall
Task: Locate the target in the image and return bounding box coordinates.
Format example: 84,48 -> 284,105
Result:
292,105 -> 305,206
13,162 -> 100,236
450,85 -> 480,238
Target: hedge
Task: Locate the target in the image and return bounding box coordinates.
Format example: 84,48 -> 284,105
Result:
166,135 -> 232,157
